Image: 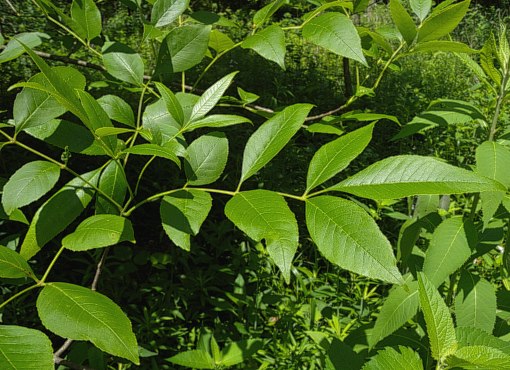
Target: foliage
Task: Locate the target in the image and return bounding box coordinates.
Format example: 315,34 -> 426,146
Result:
1,0 -> 510,369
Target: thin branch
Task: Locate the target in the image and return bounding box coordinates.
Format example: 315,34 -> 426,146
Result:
91,247 -> 110,291
4,0 -> 19,15
54,356 -> 96,370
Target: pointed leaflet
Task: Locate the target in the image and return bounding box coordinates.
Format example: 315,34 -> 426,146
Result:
306,123 -> 374,194
306,196 -> 403,284
63,215 -> 135,251
412,41 -> 477,53
97,95 -> 135,127
476,141 -> 510,188
422,217 -> 473,287
122,144 -> 180,167
417,0 -> 470,43
102,42 -> 144,86
155,82 -> 184,126
331,155 -> 505,200
160,189 -> 212,251
240,104 -> 313,185
37,282 -> 139,364
455,271 -> 496,333
225,190 -> 298,283
0,246 -> 36,279
185,132 -> 228,186
410,0 -> 431,22
417,272 -> 457,361
95,160 -> 128,215
70,0 -> 102,41
456,326 -> 510,354
2,161 -> 60,215
209,30 -> 235,53
302,13 -> 367,66
369,281 -> 419,347
446,346 -> 510,369
151,0 -> 189,27
188,72 -> 238,123
389,0 -> 417,45
242,25 -> 286,70
0,32 -> 49,63
361,346 -> 423,370
0,326 -> 53,370
20,169 -> 100,260
167,350 -> 215,369
253,0 -> 286,28
185,114 -> 251,132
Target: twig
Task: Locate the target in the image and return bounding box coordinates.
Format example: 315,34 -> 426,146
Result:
54,356 -> 96,370
4,0 -> 19,15
91,247 -> 110,291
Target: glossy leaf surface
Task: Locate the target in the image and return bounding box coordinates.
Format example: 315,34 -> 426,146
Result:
185,132 -> 228,185
102,42 -> 144,86
0,246 -> 35,279
151,0 -> 189,27
242,25 -> 286,69
71,0 -> 102,41
0,325 -> 53,370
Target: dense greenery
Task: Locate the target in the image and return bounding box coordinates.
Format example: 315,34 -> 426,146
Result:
1,0 -> 510,369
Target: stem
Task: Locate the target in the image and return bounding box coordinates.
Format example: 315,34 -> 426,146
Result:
123,188 -> 183,216
372,42 -> 405,91
489,60 -> 510,141
133,156 -> 156,195
0,284 -> 40,310
40,246 -> 65,283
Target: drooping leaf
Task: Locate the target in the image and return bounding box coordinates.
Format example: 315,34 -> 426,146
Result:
369,281 -> 419,347
455,271 -> 497,333
417,0 -> 470,43
362,346 -> 423,370
188,71 -> 238,123
151,0 -> 189,27
409,0 -> 431,22
480,34 -> 502,87
154,82 -> 184,126
242,25 -> 286,69
422,217 -> 473,287
95,127 -> 135,137
0,325 -> 54,370
225,190 -> 299,283
184,114 -> 251,132
417,272 -> 457,360
240,104 -> 313,185
2,161 -> 60,215
306,123 -> 374,194
0,245 -> 36,279
37,282 -> 139,364
62,214 -> 135,251
70,0 -> 102,41
20,169 -> 100,260
97,95 -> 135,127
102,41 -> 144,86
330,155 -> 505,200
389,0 -> 417,45
446,345 -> 510,369
209,29 -> 235,53
302,12 -> 367,66
160,189 -> 212,251
95,160 -> 128,215
184,132 -> 228,186
253,0 -> 286,28
122,144 -> 181,167
166,350 -> 214,369
0,32 -> 50,63
306,196 -> 403,284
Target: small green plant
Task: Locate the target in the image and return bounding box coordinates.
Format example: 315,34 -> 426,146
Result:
1,0 -> 510,369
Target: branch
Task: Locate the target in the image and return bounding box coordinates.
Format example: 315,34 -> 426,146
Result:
54,356 -> 96,370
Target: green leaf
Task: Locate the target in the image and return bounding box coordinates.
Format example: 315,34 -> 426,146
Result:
122,144 -> 180,167
306,196 -> 403,284
302,13 -> 367,66
2,161 -> 60,215
102,41 -> 144,86
37,282 -> 139,364
389,0 -> 417,45
240,104 -> 313,184
225,190 -> 298,283
417,0 -> 470,43
362,346 -> 423,370
369,281 -> 419,347
409,0 -> 431,22
142,99 -> 181,145
62,214 -> 134,251
184,132 -> 228,186
166,350 -> 214,369
253,0 -> 286,28
0,325 -> 54,370
412,40 -> 477,53
330,155 -> 505,200
0,32 -> 50,63
71,0 -> 102,41
306,123 -> 374,194
0,246 -> 35,279
95,127 -> 135,137
220,339 -> 263,367
154,82 -> 184,126
96,160 -> 128,215
97,95 -> 135,127
188,71 -> 238,123
476,141 -> 510,188
455,271 -> 496,333
456,326 -> 510,354
422,217 -> 473,287
447,345 -> 510,369
480,34 -> 502,87
184,114 -> 251,132
160,189 -> 212,251
162,24 -> 211,73
20,169 -> 100,260
209,29 -> 235,53
417,272 -> 457,360
242,25 -> 286,70
151,0 -> 189,27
